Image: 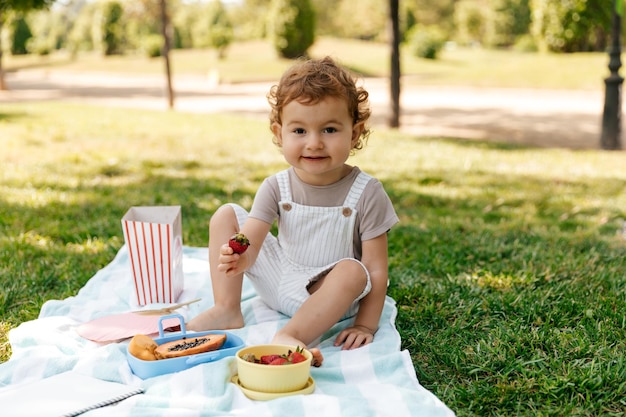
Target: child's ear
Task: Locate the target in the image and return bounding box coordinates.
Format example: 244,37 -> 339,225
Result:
351,122 -> 364,145
271,122 -> 283,146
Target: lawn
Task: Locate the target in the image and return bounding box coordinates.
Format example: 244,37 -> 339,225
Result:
1,39 -> 626,416
4,37 -> 609,90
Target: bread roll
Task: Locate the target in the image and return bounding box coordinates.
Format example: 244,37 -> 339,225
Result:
128,334 -> 158,361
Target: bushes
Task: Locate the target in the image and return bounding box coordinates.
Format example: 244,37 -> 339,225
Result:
10,15 -> 32,55
406,26 -> 446,60
530,0 -> 609,53
3,0 -> 615,60
100,1 -> 124,55
141,34 -> 163,58
267,0 -> 315,59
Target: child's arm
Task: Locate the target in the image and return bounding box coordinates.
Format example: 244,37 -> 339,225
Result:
334,232 -> 389,349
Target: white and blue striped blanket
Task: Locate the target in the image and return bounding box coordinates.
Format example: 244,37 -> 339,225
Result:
0,246 -> 455,417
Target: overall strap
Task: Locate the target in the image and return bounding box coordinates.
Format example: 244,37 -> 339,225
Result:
342,171 -> 373,208
276,169 -> 292,201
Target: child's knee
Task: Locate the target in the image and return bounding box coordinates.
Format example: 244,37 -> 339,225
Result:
335,259 -> 369,292
210,204 -> 240,228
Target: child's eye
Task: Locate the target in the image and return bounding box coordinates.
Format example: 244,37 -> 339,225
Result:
323,127 -> 337,134
293,128 -> 306,134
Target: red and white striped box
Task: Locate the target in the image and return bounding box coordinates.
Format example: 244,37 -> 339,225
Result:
121,206 -> 184,306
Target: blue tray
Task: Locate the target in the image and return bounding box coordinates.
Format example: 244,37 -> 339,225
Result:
127,314 -> 245,379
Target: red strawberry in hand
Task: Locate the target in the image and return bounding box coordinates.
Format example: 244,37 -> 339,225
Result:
228,233 -> 250,254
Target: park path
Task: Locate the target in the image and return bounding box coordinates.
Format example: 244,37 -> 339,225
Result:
0,69 -> 608,150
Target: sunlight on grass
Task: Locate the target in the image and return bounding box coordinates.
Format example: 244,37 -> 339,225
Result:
466,271 -> 530,291
66,238 -> 113,254
4,38 -> 608,90
1,102 -> 625,417
404,47 -> 607,90
16,231 -> 54,249
0,322 -> 11,360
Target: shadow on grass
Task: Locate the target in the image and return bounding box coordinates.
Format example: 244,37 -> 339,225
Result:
4,56 -> 76,73
1,153 -> 625,416
400,134 -> 532,151
0,111 -> 30,122
1,154 -> 623,315
343,64 -> 378,78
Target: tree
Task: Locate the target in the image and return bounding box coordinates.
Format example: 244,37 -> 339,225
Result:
192,0 -> 233,59
268,0 -> 315,59
100,1 -> 124,55
159,0 -> 174,108
10,15 -> 33,55
406,0 -> 456,39
0,0 -> 56,90
389,0 -> 400,128
229,0 -> 268,40
113,0 -> 175,108
334,0 -> 387,41
530,0 -> 610,52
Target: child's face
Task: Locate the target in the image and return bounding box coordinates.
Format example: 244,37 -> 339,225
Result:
272,96 -> 363,186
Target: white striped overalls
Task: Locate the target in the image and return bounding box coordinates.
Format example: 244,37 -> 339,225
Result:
231,169 -> 372,318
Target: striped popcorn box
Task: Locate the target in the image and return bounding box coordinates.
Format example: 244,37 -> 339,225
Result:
121,206 -> 184,306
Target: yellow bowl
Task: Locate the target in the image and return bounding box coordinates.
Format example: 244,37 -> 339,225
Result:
235,344 -> 312,393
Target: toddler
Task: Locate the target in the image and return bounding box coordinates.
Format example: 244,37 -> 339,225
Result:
188,56 -> 399,366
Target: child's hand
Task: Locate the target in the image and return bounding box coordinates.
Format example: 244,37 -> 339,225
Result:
217,243 -> 247,275
333,325 -> 375,350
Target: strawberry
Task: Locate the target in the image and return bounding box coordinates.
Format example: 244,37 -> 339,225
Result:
260,354 -> 282,365
269,357 -> 289,365
289,351 -> 307,364
287,346 -> 307,364
228,233 -> 249,254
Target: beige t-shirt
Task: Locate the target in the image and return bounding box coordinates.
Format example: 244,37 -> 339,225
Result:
249,166 -> 399,259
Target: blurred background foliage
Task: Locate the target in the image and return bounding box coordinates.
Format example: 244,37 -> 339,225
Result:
0,0 -> 617,63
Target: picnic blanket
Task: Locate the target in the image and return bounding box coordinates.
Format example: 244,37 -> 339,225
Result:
0,246 -> 455,417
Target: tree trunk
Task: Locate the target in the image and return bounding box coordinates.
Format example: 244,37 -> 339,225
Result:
160,0 -> 174,109
0,16 -> 7,91
388,0 -> 400,128
600,1 -> 623,150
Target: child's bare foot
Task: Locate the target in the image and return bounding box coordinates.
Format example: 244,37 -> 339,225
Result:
271,334 -> 324,367
186,306 -> 244,332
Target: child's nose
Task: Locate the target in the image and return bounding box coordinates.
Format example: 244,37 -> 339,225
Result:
306,133 -> 323,149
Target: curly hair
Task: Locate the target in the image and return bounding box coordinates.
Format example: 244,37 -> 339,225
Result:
267,56 -> 371,152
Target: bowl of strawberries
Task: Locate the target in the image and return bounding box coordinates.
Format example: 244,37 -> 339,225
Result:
234,344 -> 313,395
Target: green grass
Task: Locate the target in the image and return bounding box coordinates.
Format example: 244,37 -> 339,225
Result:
4,37 -> 609,90
1,100 -> 625,416
2,38 -> 625,416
